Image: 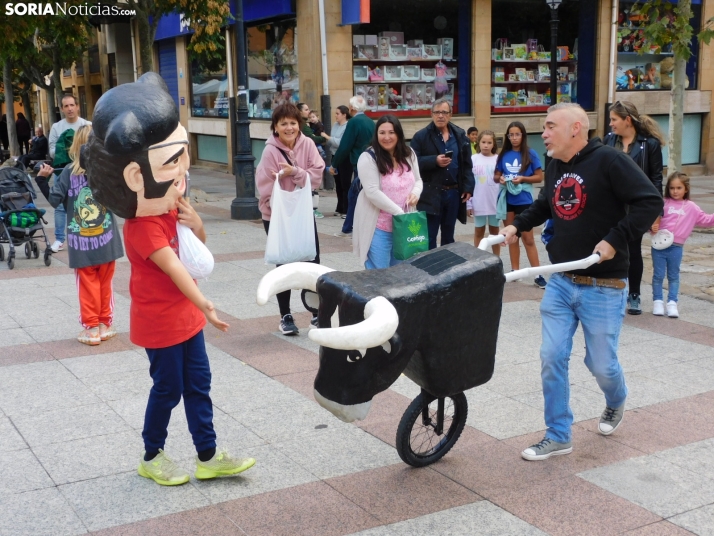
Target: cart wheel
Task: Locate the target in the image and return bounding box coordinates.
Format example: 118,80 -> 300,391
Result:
25,242 -> 31,258
32,241 -> 39,258
8,257 -> 14,270
396,391 -> 468,467
0,244 -> 4,262
43,250 -> 51,266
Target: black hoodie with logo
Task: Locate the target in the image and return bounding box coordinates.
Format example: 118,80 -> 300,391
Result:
513,137 -> 663,279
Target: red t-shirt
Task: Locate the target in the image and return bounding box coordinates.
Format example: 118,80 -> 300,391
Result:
123,210 -> 205,349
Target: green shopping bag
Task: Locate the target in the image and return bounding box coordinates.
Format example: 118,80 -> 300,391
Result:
392,210 -> 429,260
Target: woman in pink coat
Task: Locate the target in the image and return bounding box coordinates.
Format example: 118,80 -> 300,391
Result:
256,103 -> 325,335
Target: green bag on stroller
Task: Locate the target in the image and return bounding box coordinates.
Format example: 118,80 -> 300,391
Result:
392,210 -> 429,260
7,210 -> 40,228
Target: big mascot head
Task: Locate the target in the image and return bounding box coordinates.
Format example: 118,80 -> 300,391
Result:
83,72 -> 190,219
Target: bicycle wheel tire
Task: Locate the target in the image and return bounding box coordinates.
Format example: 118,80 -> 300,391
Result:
396,391 -> 468,467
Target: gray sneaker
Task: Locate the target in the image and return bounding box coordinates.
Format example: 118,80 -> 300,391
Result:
599,403 -> 625,435
521,437 -> 573,461
627,293 -> 642,315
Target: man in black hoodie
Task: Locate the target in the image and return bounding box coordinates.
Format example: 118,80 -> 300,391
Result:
501,103 -> 662,462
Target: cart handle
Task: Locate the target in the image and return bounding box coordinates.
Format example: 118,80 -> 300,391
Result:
505,254 -> 601,282
477,235 -> 506,251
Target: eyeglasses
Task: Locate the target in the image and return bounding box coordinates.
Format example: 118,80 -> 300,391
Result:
507,133 -> 522,138
432,111 -> 451,116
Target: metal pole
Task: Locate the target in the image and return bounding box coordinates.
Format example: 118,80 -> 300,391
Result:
231,0 -> 261,220
549,7 -> 559,108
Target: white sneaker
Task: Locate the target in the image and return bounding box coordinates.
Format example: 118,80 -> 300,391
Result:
333,231 -> 352,238
50,240 -> 64,253
652,300 -> 664,316
666,301 -> 679,318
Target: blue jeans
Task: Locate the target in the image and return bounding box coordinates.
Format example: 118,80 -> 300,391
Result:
539,273 -> 628,443
652,245 -> 683,303
426,188 -> 461,250
341,172 -> 361,234
365,228 -> 403,270
142,330 -> 216,453
54,202 -> 66,243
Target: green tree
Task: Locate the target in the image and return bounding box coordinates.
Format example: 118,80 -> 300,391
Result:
120,0 -> 231,74
636,0 -> 714,171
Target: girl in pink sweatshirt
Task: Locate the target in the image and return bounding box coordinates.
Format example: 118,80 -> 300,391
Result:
650,172 -> 714,318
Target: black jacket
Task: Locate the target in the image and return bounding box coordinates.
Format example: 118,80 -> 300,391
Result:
513,138 -> 663,279
604,132 -> 663,196
28,135 -> 48,159
411,122 -> 475,222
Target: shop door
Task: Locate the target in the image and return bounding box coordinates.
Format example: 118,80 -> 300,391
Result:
158,40 -> 179,108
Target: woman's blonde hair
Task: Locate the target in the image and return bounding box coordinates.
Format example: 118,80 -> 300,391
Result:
69,125 -> 92,175
609,100 -> 665,146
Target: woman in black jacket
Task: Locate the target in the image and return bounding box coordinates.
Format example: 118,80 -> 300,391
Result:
605,100 -> 664,315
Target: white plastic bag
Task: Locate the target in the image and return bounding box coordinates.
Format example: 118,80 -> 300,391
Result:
176,221 -> 215,279
265,175 -> 316,265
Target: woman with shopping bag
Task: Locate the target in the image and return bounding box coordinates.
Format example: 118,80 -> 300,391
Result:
256,103 -> 325,335
353,115 -> 424,269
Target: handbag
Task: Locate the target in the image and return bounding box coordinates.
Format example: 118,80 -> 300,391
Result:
392,205 -> 429,260
264,173 -> 317,264
651,229 -> 674,250
176,221 -> 215,279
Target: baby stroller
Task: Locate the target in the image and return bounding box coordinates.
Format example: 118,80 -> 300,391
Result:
0,163 -> 52,269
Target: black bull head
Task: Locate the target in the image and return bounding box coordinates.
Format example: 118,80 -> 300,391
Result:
257,243 -> 505,422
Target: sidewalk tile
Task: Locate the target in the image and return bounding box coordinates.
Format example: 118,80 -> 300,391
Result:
0,376 -> 101,417
59,472 -> 210,532
41,335 -> 135,359
191,444 -> 317,504
0,449 -> 54,495
219,480 -> 379,536
33,430 -> 141,485
92,505 -> 241,536
347,501 -> 548,536
0,328 -> 36,347
0,488 -> 87,536
464,393 -> 545,440
0,343 -> 54,367
328,464 -> 481,524
669,503 -> 714,535
654,438 -> 714,475
623,520 -> 697,535
578,455 -> 714,518
88,369 -> 153,402
62,350 -> 147,378
487,475 -> 661,536
13,403 -> 131,447
0,417 -> 28,452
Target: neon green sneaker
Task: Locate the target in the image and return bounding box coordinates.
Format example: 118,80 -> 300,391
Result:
194,448 -> 256,480
137,450 -> 190,486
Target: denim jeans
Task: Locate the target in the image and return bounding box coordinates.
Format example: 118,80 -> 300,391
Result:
426,188 -> 461,250
341,172 -> 361,234
54,202 -> 66,243
142,330 -> 216,453
539,273 -> 628,443
365,228 -> 403,270
651,245 -> 683,303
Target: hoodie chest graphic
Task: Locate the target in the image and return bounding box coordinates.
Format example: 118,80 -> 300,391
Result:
552,173 -> 587,221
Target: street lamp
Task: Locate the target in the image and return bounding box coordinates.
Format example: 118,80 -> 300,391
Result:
230,0 -> 261,220
546,0 -> 562,110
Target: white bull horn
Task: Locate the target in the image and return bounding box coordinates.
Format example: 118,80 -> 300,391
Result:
308,296 -> 398,350
256,262 -> 334,305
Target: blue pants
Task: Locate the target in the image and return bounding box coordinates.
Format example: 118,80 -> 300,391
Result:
341,172 -> 361,234
426,189 -> 461,250
651,245 -> 683,303
142,330 -> 216,453
539,273 -> 628,443
365,228 -> 403,270
54,202 -> 66,243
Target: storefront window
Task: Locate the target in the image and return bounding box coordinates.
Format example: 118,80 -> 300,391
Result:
350,0 -> 471,117
490,0 -> 597,114
247,20 -> 299,119
616,1 -> 701,91
189,35 -> 229,118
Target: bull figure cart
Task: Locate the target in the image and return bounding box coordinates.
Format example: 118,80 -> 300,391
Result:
257,238 -> 598,467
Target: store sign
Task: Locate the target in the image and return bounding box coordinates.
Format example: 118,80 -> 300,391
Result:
154,12 -> 192,41
244,0 -> 295,22
342,0 -> 369,25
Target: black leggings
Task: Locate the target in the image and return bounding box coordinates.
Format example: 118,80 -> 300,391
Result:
263,219 -> 320,317
335,160 -> 353,214
628,235 -> 644,295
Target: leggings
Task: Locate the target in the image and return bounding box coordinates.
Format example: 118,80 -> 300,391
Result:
263,219 -> 320,317
628,235 -> 644,295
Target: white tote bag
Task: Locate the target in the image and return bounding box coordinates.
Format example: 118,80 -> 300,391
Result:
176,221 -> 215,279
264,175 -> 317,265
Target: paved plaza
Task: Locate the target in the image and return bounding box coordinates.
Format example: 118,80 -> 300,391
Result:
1,170 -> 714,535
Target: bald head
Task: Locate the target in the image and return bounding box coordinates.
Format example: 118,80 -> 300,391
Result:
548,103 -> 589,139
542,103 -> 589,162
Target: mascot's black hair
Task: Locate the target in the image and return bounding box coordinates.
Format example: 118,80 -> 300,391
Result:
83,72 -> 180,219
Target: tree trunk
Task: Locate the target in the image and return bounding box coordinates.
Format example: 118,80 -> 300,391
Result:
21,90 -> 33,133
3,60 -> 20,158
52,46 -> 64,114
45,84 -> 57,133
137,12 -> 155,74
668,55 -> 686,172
